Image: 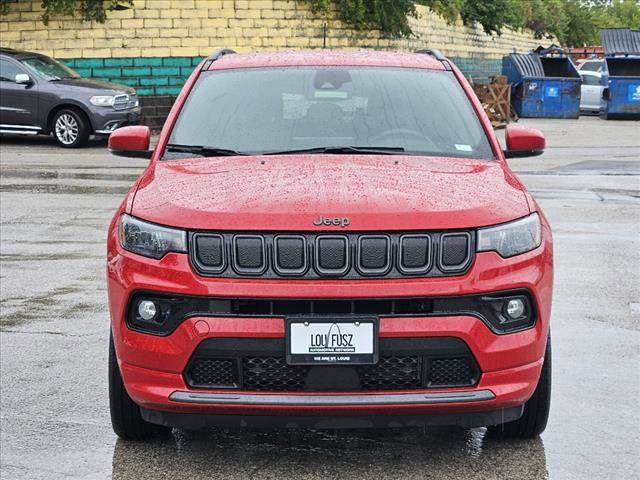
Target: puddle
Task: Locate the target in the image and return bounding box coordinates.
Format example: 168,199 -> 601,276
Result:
0,169 -> 139,182
0,285 -> 84,327
0,184 -> 130,195
551,160 -> 640,174
110,427 -> 548,480
0,253 -> 102,262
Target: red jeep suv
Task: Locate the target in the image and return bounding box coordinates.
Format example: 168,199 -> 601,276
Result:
107,49 -> 553,441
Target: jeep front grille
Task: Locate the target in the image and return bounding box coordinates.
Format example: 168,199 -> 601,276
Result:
190,231 -> 474,279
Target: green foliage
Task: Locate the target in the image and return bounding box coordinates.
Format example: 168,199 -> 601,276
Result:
519,0 -> 569,40
300,0 -> 640,47
0,0 -> 132,24
417,0 -> 463,24
458,0 -> 521,36
310,0 -> 419,38
557,0 -> 640,46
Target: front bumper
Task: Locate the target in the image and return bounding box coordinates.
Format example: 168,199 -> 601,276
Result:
92,107 -> 141,134
140,398 -> 525,430
107,219 -> 552,425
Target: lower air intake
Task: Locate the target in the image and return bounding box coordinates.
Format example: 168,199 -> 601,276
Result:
185,355 -> 477,391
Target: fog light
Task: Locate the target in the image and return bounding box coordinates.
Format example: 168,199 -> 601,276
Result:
138,300 -> 157,321
505,298 -> 525,319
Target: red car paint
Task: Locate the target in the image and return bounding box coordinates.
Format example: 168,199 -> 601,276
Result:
505,125 -> 546,152
108,124 -> 150,152
107,50 -> 553,428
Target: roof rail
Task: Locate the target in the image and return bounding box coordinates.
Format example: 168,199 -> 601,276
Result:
201,48 -> 236,70
415,48 -> 451,70
415,48 -> 445,60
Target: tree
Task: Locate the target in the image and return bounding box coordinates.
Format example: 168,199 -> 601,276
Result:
301,0 -> 640,47
458,0 -> 522,36
0,0 -> 132,24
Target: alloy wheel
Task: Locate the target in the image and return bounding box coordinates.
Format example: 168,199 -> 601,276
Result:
55,113 -> 79,145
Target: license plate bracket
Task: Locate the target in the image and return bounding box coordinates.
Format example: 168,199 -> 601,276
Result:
286,315 -> 379,365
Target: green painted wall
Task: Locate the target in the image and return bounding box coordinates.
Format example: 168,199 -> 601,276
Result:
61,56 -> 201,96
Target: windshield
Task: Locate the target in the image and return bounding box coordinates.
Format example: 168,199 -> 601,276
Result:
167,67 -> 494,159
21,56 -> 80,80
579,61 -> 602,72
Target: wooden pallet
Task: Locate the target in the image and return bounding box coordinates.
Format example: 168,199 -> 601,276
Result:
472,76 -> 512,128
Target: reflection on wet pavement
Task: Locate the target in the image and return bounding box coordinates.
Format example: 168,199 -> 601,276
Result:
112,427 -> 547,480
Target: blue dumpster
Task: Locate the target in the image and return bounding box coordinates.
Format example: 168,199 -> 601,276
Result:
502,51 -> 581,118
601,28 -> 640,119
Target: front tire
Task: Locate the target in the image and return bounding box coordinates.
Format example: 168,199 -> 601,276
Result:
489,334 -> 551,438
109,334 -> 170,440
52,109 -> 89,148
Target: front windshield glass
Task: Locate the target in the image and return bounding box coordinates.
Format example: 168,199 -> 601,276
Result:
21,56 -> 80,80
167,67 -> 494,159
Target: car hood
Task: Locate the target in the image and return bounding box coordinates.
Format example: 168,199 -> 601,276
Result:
52,77 -> 135,94
131,155 -> 530,231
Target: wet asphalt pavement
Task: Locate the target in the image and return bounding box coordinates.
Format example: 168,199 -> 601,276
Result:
1,117 -> 639,480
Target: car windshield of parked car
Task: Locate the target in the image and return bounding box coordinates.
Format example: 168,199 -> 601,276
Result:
579,61 -> 602,72
21,56 -> 80,80
166,67 -> 494,159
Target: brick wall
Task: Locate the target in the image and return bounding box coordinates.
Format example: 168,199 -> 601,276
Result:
1,1 -> 547,65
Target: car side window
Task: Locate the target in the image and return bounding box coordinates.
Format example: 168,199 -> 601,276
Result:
0,58 -> 25,82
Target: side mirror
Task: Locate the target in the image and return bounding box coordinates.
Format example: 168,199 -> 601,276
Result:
504,125 -> 545,158
108,125 -> 152,158
15,73 -> 32,85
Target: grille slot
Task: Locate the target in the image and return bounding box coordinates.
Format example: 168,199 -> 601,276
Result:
399,234 -> 432,274
439,232 -> 472,272
242,356 -> 308,391
185,354 -> 478,391
315,235 -> 349,275
357,235 -> 391,275
186,358 -> 238,388
273,235 -> 307,275
190,231 -> 474,279
358,356 -> 422,389
428,357 -> 476,387
232,235 -> 266,274
195,234 -> 224,271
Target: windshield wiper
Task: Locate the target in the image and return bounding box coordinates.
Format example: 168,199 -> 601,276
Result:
263,146 -> 405,156
165,144 -> 246,157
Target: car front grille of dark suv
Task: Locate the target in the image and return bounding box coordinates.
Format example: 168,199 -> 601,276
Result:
190,231 -> 475,279
184,338 -> 480,392
113,93 -> 138,111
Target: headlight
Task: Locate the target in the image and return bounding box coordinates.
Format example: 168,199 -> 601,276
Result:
477,213 -> 541,258
90,95 -> 115,107
118,214 -> 187,259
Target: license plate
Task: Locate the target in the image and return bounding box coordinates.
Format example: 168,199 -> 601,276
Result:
286,316 -> 379,365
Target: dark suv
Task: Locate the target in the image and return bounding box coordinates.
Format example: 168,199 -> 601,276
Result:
0,48 -> 140,147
